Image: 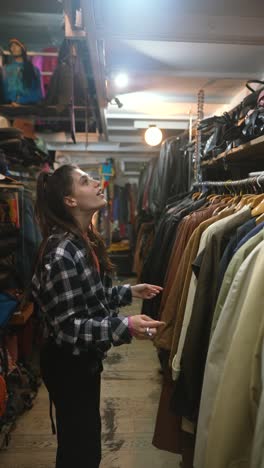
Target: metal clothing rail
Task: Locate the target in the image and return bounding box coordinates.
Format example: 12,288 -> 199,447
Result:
0,49 -> 58,76
1,49 -> 58,57
0,183 -> 24,190
193,173 -> 264,189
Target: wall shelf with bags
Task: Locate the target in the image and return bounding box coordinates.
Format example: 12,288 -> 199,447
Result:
197,80 -> 264,181
201,134 -> 264,167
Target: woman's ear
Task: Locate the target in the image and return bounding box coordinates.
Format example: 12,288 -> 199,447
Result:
64,196 -> 77,208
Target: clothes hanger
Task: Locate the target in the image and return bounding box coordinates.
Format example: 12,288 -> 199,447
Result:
214,181 -> 236,211
256,212 -> 264,225
252,196 -> 264,215
198,191 -> 206,200
212,185 -> 235,213
208,194 -> 228,204
251,175 -> 264,216
225,181 -> 253,211
234,186 -> 255,210
192,192 -> 201,200
243,178 -> 264,206
231,194 -> 241,204
207,193 -> 218,201
247,193 -> 264,208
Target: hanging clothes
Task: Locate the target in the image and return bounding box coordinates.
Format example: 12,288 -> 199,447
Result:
141,195 -> 206,319
171,206 -> 251,422
140,176 -> 264,466
154,200 -> 230,351
45,39 -> 88,110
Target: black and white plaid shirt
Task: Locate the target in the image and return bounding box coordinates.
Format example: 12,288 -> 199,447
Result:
31,231 -> 132,356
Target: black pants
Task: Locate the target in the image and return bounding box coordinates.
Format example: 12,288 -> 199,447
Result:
40,341 -> 102,468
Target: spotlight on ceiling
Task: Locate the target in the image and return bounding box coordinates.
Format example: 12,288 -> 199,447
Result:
108,97 -> 123,108
144,125 -> 163,147
114,73 -> 129,88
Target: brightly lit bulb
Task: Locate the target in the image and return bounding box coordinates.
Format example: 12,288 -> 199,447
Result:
114,73 -> 129,88
144,126 -> 163,146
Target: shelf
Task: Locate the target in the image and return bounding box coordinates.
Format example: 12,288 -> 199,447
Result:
0,183 -> 24,189
201,135 -> 264,167
0,104 -> 93,122
9,303 -> 34,326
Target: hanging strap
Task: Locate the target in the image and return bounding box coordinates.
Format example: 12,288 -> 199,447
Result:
49,394 -> 56,435
91,249 -> 100,273
246,79 -> 264,93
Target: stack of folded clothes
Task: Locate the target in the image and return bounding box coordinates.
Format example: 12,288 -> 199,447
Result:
0,127 -> 50,167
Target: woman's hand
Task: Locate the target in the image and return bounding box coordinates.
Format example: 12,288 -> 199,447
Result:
131,283 -> 163,300
128,314 -> 165,340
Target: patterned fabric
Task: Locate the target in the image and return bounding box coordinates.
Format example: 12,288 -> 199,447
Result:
2,62 -> 43,104
32,231 -> 132,356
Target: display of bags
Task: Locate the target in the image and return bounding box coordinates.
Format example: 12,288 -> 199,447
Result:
199,80 -> 264,160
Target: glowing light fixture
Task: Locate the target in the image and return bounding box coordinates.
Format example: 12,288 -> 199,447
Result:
114,73 -> 129,88
144,125 -> 163,146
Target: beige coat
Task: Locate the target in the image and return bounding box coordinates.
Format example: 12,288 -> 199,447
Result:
203,242 -> 264,468
211,228 -> 264,338
194,239 -> 264,468
250,326 -> 264,468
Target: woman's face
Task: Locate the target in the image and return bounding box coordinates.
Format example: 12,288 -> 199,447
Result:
69,168 -> 107,213
10,42 -> 23,57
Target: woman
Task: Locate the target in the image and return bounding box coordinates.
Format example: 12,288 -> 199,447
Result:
31,165 -> 164,468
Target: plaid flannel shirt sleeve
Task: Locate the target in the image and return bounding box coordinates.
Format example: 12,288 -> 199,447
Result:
40,250 -> 132,350
107,284 -> 132,308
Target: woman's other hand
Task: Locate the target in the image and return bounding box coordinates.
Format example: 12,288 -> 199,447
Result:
128,314 -> 165,340
131,283 -> 163,300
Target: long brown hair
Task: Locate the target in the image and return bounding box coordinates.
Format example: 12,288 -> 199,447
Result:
35,164 -> 113,272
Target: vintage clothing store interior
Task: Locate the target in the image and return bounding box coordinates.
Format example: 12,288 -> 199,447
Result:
0,0 -> 264,467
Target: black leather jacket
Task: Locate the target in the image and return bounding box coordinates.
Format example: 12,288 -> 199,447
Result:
148,137 -> 190,219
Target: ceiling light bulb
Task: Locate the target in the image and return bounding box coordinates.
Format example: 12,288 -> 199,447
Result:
144,126 -> 163,147
114,73 -> 129,88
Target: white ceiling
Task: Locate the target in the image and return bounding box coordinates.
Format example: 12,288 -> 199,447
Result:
81,0 -> 264,156
0,2 -> 63,50
1,0 -> 264,159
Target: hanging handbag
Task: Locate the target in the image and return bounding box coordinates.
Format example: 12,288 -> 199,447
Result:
242,107 -> 264,141
241,80 -> 264,111
199,113 -> 243,159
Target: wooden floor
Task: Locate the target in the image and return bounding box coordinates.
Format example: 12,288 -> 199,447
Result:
0,295 -> 181,468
